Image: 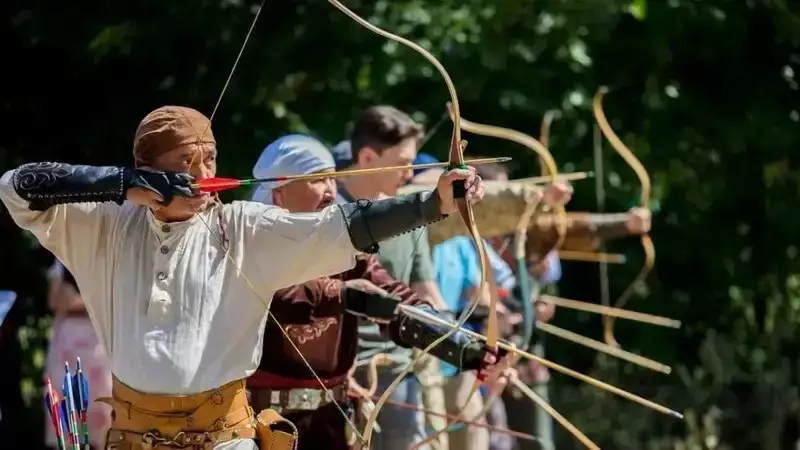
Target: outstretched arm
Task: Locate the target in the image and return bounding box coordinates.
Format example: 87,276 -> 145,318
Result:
242,190 -> 449,291
0,162 -> 194,274
527,209 -> 651,260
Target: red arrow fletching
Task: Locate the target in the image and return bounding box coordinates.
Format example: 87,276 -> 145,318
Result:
196,177 -> 243,193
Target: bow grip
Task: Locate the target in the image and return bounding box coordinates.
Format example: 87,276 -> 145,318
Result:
448,163 -> 468,199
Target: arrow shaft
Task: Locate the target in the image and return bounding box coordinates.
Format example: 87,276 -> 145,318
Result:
193,157 -> 512,190
397,305 -> 683,419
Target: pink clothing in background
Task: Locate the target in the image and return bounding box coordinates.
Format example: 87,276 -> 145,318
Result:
44,316 -> 112,447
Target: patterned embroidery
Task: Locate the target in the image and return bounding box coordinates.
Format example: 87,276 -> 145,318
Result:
284,317 -> 337,345
12,162 -> 125,210
14,162 -> 71,191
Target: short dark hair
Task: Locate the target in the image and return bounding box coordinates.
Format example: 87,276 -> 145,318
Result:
350,106 -> 424,160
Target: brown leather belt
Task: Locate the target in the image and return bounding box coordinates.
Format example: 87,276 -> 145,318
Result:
249,382 -> 349,414
99,377 -> 256,450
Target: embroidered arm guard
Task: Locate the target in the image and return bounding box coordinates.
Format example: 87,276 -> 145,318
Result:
341,286 -> 401,321
337,190 -> 445,253
389,306 -> 508,372
12,162 -> 195,211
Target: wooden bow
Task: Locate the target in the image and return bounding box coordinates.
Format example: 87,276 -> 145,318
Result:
324,1 -> 496,447
445,104 -> 569,257
592,87 -> 656,348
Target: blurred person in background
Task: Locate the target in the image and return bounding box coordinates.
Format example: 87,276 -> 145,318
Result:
333,105 -> 450,450
247,134 -> 510,450
44,260 -> 112,449
422,156 -> 572,450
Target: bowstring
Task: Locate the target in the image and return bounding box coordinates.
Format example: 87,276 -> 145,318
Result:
186,0 -> 365,443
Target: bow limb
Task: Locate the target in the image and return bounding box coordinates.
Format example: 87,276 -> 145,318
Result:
539,110 -> 557,155
592,88 -> 655,348
325,2 -> 493,447
540,113 -> 623,265
446,105 -> 568,256
514,190 -> 541,352
348,353 -> 396,437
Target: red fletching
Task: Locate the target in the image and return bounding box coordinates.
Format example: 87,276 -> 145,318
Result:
196,177 -> 243,193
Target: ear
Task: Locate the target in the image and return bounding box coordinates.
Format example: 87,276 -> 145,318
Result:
358,147 -> 378,166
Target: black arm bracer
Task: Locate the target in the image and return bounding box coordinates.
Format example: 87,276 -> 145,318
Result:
341,286 -> 401,321
337,190 -> 446,253
389,309 -> 508,373
12,163 -> 127,211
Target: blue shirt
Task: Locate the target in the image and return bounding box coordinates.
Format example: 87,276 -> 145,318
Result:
432,236 -> 516,377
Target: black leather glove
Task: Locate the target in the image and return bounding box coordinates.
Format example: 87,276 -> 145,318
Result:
127,168 -> 195,206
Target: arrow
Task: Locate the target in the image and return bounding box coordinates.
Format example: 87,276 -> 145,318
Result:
396,304 -> 683,419
193,156 -> 513,193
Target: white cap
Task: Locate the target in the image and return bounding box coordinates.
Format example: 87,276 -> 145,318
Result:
251,134 -> 335,204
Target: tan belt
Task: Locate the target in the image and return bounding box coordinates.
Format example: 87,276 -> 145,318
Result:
98,377 -> 256,450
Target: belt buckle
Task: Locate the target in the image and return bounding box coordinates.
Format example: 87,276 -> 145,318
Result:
142,430 -> 167,445
288,388 -> 317,411
142,429 -> 192,448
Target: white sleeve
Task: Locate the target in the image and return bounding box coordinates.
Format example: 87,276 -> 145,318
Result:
0,169 -> 118,280
236,201 -> 358,290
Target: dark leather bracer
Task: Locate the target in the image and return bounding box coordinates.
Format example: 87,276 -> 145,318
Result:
389,307 -> 507,372
342,286 -> 400,321
12,162 -> 127,211
12,162 -> 195,211
337,190 -> 446,254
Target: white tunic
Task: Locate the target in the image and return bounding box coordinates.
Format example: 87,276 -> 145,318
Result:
0,169 -> 358,395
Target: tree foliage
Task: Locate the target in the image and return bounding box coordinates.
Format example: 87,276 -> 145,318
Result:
2,0 -> 800,448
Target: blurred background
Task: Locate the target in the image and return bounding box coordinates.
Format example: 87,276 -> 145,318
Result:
2,0 -> 800,448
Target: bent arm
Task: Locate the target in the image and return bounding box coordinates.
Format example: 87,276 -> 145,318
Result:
0,163 -> 123,273
340,255 -> 434,322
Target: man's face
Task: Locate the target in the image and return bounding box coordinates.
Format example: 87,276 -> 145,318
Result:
273,168 -> 337,213
358,137 -> 418,195
147,142 -> 217,219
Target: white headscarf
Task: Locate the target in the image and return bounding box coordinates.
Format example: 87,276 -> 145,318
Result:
250,134 -> 336,204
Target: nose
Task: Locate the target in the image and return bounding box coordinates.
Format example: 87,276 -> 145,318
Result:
189,153 -> 213,180
324,177 -> 337,196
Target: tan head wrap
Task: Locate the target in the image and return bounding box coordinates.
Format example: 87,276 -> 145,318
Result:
132,106 -> 216,166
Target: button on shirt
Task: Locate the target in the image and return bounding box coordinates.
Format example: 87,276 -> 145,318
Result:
0,170 -> 359,394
